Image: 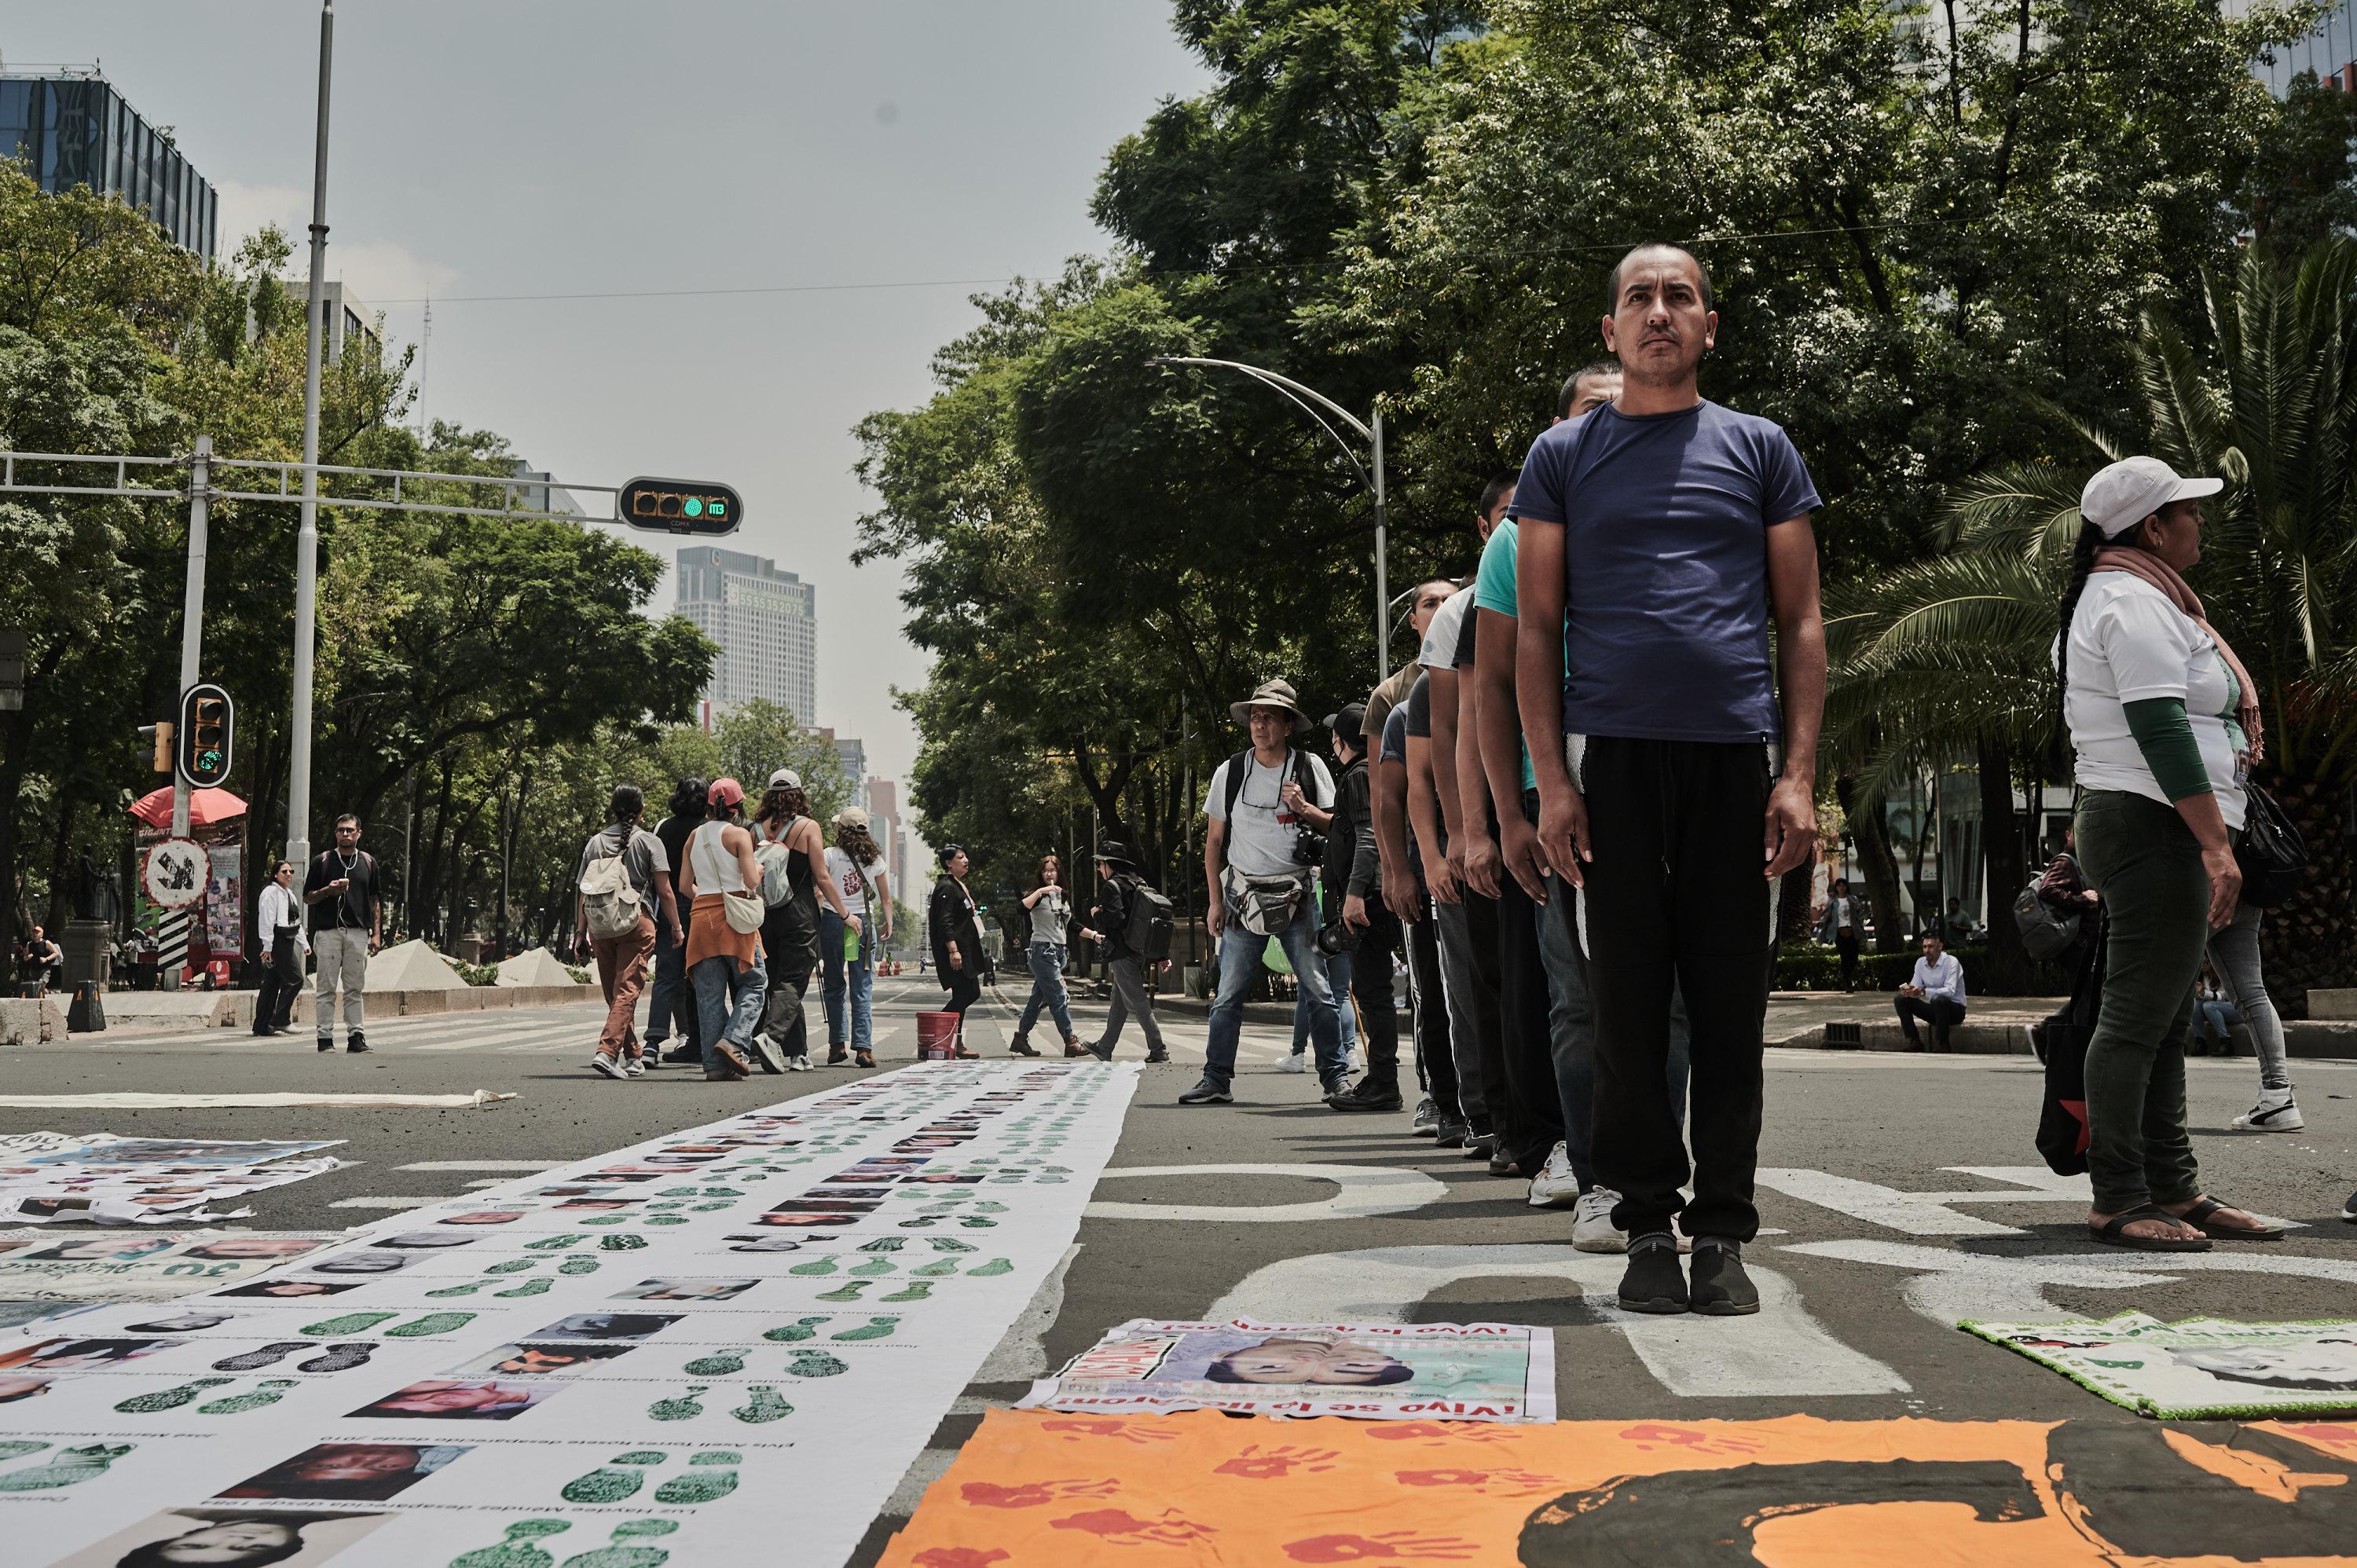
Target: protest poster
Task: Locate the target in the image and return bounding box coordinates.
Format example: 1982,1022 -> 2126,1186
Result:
1962,1310 -> 2357,1419
0,1137 -> 345,1225
0,1232 -> 341,1302
1021,1318 -> 1556,1422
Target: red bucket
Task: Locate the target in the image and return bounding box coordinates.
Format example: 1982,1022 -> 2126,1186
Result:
915,1010 -> 960,1061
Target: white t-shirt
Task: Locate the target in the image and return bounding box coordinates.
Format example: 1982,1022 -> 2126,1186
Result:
1205,748 -> 1336,879
1419,585 -> 1475,670
824,848 -> 881,914
2063,573 -> 2247,829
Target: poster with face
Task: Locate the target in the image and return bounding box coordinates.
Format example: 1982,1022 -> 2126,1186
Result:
1965,1311 -> 2357,1417
1018,1320 -> 1556,1422
349,1380 -> 558,1421
43,1508 -> 394,1567
449,1343 -> 638,1377
217,1443 -> 470,1502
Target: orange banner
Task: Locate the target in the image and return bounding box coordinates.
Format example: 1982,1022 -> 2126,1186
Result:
882,1410 -> 2357,1566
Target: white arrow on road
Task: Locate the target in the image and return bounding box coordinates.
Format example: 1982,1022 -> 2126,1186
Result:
1783,1238 -> 2357,1325
1085,1163 -> 1447,1223
1204,1244 -> 1908,1398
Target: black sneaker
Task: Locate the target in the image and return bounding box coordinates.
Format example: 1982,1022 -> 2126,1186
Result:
345,1033 -> 369,1054
1487,1145 -> 1523,1178
317,1036 -> 334,1053
1462,1132 -> 1497,1161
1431,1118 -> 1470,1149
1177,1078 -> 1233,1105
1328,1079 -> 1403,1113
1410,1097 -> 1440,1136
661,1044 -> 702,1065
1688,1238 -> 1761,1315
1618,1233 -> 1688,1313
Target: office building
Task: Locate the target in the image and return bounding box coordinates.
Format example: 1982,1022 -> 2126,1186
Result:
278,280 -> 383,365
834,738 -> 869,815
2250,2 -> 2356,91
0,65 -> 217,257
867,779 -> 906,903
674,547 -> 816,723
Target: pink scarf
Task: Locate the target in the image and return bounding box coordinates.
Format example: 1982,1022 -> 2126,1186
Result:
2093,546 -> 2264,758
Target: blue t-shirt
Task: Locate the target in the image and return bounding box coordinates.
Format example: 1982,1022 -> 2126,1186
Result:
1511,400 -> 1820,742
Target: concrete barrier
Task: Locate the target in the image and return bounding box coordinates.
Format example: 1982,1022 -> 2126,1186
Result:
2311,988 -> 2357,1020
0,997 -> 68,1046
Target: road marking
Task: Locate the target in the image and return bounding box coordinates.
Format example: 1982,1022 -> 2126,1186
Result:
328,1196 -> 443,1209
1205,1244 -> 1908,1398
1757,1164 -> 2096,1236
1783,1239 -> 2357,1325
395,1160 -> 561,1171
0,1090 -> 515,1109
1085,1162 -> 1448,1223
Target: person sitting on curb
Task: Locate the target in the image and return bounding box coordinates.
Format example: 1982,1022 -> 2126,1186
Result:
1895,932 -> 1967,1050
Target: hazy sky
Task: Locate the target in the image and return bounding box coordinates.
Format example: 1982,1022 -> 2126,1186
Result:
7,1 -> 1211,793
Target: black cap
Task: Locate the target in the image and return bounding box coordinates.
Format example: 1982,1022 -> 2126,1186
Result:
1325,704 -> 1366,749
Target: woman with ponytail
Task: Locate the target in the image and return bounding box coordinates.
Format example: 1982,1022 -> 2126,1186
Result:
2060,457 -> 2280,1251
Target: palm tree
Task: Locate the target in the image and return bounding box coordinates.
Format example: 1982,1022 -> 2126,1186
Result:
1831,236 -> 2357,993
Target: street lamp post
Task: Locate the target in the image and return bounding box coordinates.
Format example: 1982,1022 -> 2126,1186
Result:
286,0 -> 334,879
1148,357 -> 1389,689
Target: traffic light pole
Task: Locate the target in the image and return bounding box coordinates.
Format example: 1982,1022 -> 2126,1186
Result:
287,0 -> 335,882
172,435 -> 212,842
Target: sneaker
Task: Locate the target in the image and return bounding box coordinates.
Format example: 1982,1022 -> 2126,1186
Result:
1461,1132 -> 1497,1161
1527,1142 -> 1580,1208
1571,1187 -> 1627,1252
1487,1145 -> 1522,1178
590,1053 -> 626,1081
746,1033 -> 786,1075
316,1037 -> 334,1053
1319,1075 -> 1354,1101
1431,1118 -> 1470,1150
1144,1049 -> 1170,1064
345,1033 -> 370,1054
1688,1237 -> 1761,1316
1618,1232 -> 1688,1313
708,1042 -> 753,1078
786,1053 -> 813,1073
1177,1078 -> 1233,1105
703,1064 -> 746,1082
1328,1079 -> 1403,1113
662,1044 -> 702,1065
623,1056 -> 647,1078
1276,1053 -> 1307,1075
2229,1092 -> 2304,1133
2342,1189 -> 2356,1222
1410,1097 -> 1441,1137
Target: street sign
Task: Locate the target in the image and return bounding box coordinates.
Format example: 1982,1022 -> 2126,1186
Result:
142,837 -> 208,910
618,476 -> 742,536
178,683 -> 233,788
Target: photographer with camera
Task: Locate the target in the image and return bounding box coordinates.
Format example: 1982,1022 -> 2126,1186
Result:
1182,679 -> 1346,1106
1319,705 -> 1404,1112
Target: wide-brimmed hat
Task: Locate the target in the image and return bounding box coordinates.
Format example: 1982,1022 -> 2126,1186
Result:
1229,678 -> 1311,733
2082,456 -> 2223,539
1094,840 -> 1140,870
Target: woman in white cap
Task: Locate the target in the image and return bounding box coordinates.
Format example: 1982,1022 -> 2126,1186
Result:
750,771 -> 860,1072
823,807 -> 892,1069
2058,456 -> 2281,1251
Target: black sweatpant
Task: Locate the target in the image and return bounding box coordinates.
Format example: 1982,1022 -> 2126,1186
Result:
1352,899 -> 1403,1086
1578,735 -> 1774,1241
1495,858 -> 1564,1174
1406,909 -> 1460,1119
1453,891 -> 1512,1144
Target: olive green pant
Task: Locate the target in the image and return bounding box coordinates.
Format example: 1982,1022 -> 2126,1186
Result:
2075,789 -> 2207,1215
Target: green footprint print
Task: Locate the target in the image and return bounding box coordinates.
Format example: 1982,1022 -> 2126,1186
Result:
925,1237 -> 977,1253
647,1386 -> 708,1422
966,1258 -> 1014,1277
658,1187 -> 702,1197
114,1376 -> 232,1413
495,1278 -> 554,1298
762,1317 -> 828,1343
198,1378 -> 297,1415
387,1312 -> 477,1337
427,1280 -> 488,1299
815,1280 -> 872,1302
830,1316 -> 900,1341
645,1201 -> 684,1212
301,1312 -> 395,1337
911,1259 -> 959,1277
784,1349 -> 846,1378
558,1519 -> 678,1568
652,1450 -> 739,1504
577,1215 -> 629,1226
486,1258 -> 541,1274
730,1385 -> 793,1424
880,1280 -> 933,1302
847,1258 -> 895,1277
0,1444 -> 134,1492
559,1255 -> 601,1274
525,1233 -> 586,1251
449,1519 -> 570,1568
561,1450 -> 666,1504
856,1236 -> 906,1253
644,1215 -> 688,1226
688,1201 -> 732,1212
0,1442 -> 49,1463
598,1233 -> 647,1251
683,1350 -> 744,1376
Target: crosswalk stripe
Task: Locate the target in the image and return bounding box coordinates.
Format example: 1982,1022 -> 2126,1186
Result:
328,1196 -> 445,1209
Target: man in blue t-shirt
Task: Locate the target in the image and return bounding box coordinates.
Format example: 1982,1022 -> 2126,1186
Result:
1512,244 -> 1826,1319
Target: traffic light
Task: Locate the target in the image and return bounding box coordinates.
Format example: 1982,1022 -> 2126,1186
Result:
618,476 -> 743,536
138,720 -> 174,774
177,683 -> 233,788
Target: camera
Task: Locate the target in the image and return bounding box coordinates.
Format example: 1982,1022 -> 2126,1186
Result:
1314,918 -> 1359,957
1293,830 -> 1328,866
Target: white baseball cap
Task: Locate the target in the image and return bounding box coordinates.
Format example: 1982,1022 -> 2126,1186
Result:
2080,456 -> 2222,539
767,768 -> 801,789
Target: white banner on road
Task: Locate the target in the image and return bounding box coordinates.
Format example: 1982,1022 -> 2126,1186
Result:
0,1061 -> 1138,1568
1964,1309 -> 2357,1419
0,1232 -> 343,1302
0,1135 -> 346,1225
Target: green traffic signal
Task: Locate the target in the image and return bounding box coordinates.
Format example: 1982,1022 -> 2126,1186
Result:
684,497 -> 704,518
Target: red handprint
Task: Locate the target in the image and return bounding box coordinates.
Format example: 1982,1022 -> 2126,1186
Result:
911,1550 -> 1010,1568
1281,1531 -> 1479,1562
961,1476 -> 1121,1508
1213,1444 -> 1343,1480
1042,1417 -> 1180,1445
1617,1423 -> 1766,1456
1051,1508 -> 1219,1546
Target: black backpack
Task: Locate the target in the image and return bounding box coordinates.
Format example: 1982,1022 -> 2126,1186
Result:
1120,876 -> 1175,962
2234,782 -> 2308,909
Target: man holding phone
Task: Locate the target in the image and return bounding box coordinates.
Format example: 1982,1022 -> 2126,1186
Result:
304,813 -> 382,1054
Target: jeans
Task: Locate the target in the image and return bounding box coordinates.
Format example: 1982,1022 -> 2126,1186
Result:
591,915 -> 656,1059
821,910 -> 875,1050
1539,865 -> 1690,1192
2209,901 -> 2288,1090
1016,940 -> 1075,1041
646,917 -> 698,1051
1895,994 -> 1967,1048
694,951 -> 768,1070
1207,904 -> 1339,1088
313,926 -> 368,1039
2077,789 -> 2205,1215
1097,954 -> 1164,1056
1291,949 -> 1357,1058
2195,998 -> 2242,1050
1576,735 -> 1773,1242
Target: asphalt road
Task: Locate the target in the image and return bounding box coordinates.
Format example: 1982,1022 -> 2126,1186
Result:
6,974 -> 2355,1563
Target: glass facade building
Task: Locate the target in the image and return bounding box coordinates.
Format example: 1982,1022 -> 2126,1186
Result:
676,547 -> 818,726
0,70 -> 217,258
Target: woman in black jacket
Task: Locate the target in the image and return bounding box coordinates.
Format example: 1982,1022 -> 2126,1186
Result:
929,846 -> 992,1058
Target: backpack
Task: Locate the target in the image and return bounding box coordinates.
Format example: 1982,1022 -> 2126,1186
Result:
579,830 -> 645,940
753,819 -> 799,907
1219,747 -> 1321,865
1120,876 -> 1175,962
2011,877 -> 2082,962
